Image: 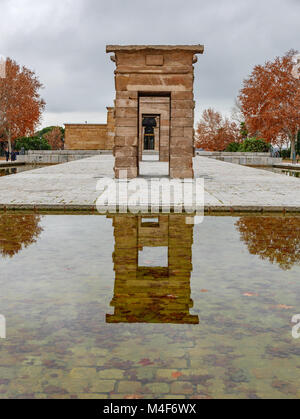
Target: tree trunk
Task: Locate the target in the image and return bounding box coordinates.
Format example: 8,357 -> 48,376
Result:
290,134 -> 296,162
7,132 -> 12,157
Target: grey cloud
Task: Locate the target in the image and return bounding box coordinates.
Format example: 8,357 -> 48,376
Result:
0,0 -> 299,122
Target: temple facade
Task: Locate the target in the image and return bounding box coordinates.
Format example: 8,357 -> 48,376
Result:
107,44 -> 204,178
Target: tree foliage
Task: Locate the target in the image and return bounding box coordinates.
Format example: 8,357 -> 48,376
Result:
236,217 -> 300,271
14,126 -> 64,151
239,50 -> 300,158
0,58 -> 45,152
239,137 -> 271,152
196,108 -> 241,151
0,214 -> 43,258
14,136 -> 51,151
43,126 -> 64,150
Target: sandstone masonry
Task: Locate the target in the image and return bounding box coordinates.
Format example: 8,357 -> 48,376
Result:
106,45 -> 204,178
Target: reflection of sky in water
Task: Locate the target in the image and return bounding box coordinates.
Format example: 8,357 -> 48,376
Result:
0,214 -> 300,399
138,247 -> 168,267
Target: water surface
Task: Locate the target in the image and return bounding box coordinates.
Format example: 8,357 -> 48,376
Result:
0,165 -> 46,177
0,213 -> 300,399
260,167 -> 300,178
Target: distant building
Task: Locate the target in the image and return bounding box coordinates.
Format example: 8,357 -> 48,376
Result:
64,107 -> 115,150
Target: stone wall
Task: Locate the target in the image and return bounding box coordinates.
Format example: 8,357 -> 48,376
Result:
196,151 -> 282,166
64,107 -> 115,150
17,150 -> 112,164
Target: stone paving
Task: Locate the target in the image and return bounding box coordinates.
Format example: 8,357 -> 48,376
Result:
0,155 -> 299,211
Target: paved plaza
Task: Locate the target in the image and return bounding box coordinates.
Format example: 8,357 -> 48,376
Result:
0,155 -> 299,211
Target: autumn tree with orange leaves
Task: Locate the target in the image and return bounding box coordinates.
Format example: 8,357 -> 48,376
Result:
239,50 -> 300,159
236,216 -> 300,271
43,127 -> 64,150
0,58 -> 45,153
0,213 -> 43,258
196,108 -> 241,151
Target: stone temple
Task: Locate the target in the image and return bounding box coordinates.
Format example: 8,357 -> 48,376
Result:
65,44 -> 204,179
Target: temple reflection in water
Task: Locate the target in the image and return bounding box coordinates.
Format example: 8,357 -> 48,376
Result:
106,214 -> 199,324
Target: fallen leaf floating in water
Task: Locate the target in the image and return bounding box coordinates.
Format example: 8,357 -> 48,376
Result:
172,372 -> 183,379
139,359 -> 154,366
243,293 -> 259,297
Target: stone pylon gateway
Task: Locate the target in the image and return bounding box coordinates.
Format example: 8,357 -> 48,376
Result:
106,214 -> 199,324
106,45 -> 204,179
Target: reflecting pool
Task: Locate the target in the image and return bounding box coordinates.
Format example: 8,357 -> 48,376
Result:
0,213 -> 300,399
260,167 -> 300,178
0,165 -> 45,177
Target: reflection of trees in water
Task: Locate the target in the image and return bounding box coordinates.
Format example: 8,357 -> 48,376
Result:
236,217 -> 300,271
0,168 -> 17,177
0,214 -> 43,257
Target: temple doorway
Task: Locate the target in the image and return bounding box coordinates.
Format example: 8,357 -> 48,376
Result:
138,96 -> 170,176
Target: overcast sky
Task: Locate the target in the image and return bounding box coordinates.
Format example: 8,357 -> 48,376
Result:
0,0 -> 299,128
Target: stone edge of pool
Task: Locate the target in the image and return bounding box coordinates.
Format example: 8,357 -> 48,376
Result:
0,156 -> 300,213
1,204 -> 300,214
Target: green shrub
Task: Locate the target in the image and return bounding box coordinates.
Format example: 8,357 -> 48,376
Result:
239,137 -> 271,153
240,122 -> 248,139
280,149 -> 291,159
35,126 -> 65,139
15,136 -> 51,151
225,142 -> 241,152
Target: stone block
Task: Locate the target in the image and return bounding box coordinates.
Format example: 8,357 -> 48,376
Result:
171,109 -> 193,118
115,136 -> 138,147
115,167 -> 138,179
146,55 -> 164,66
115,126 -> 137,137
143,383 -> 170,394
170,127 -> 185,137
171,137 -> 193,147
115,146 -> 137,157
171,118 -> 194,128
115,117 -> 138,127
116,91 -> 138,99
170,382 -> 194,395
172,100 -> 195,109
172,91 -> 194,100
89,380 -> 116,393
115,99 -> 138,108
115,108 -> 138,118
115,157 -> 137,167
170,146 -> 194,156
170,156 -> 193,168
170,168 -> 194,179
117,381 -> 142,394
183,127 -> 194,137
98,369 -> 124,380
116,75 -> 130,91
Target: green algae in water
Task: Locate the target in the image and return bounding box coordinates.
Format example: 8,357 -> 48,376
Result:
0,213 -> 300,399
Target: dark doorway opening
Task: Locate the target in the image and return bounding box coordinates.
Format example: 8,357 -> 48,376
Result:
142,116 -> 157,151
